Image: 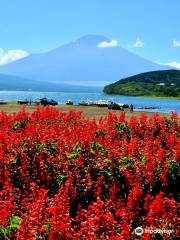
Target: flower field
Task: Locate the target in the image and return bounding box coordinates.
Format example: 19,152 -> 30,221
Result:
0,107 -> 179,239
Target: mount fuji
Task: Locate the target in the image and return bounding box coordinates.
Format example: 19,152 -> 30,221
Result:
0,35 -> 170,89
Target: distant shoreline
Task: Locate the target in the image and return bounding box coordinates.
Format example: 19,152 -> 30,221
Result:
103,93 -> 180,100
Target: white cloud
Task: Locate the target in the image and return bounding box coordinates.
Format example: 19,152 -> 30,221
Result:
0,48 -> 29,65
164,61 -> 180,69
173,40 -> 180,47
128,38 -> 144,48
97,40 -> 118,48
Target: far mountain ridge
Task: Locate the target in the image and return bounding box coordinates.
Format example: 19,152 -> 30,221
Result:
0,35 -> 171,87
0,73 -> 102,92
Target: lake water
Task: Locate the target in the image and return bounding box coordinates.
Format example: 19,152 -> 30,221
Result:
0,91 -> 179,113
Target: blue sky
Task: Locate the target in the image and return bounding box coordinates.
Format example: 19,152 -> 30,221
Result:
0,0 -> 180,67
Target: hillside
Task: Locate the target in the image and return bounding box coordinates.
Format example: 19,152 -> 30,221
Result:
0,73 -> 102,92
0,35 -> 170,87
0,74 -> 47,91
103,70 -> 180,97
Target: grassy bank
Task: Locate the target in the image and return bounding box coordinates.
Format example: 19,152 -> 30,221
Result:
139,95 -> 180,100
103,93 -> 180,100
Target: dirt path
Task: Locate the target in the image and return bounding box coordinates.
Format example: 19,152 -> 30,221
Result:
0,102 -> 172,120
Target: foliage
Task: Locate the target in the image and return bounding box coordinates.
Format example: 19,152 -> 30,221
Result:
0,107 -> 179,239
104,69 -> 180,97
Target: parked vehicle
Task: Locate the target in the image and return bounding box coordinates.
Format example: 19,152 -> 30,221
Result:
108,102 -> 124,110
121,103 -> 129,109
95,100 -> 112,107
0,100 -> 7,105
66,100 -> 73,105
17,100 -> 29,105
79,101 -> 89,106
108,102 -> 129,110
88,101 -> 97,106
40,98 -> 58,106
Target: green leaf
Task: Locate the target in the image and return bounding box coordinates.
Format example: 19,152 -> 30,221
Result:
50,142 -> 57,149
13,121 -> 21,130
140,155 -> 146,164
9,216 -> 22,230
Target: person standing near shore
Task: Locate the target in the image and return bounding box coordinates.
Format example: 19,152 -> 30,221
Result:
130,104 -> 134,112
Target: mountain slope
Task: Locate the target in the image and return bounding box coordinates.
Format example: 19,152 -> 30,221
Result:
0,73 -> 102,92
0,35 -> 170,87
103,70 -> 180,97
